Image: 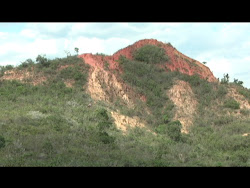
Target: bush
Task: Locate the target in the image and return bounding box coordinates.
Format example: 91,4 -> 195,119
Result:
0,65 -> 14,77
0,136 -> 6,149
234,78 -> 243,86
96,108 -> 114,132
221,73 -> 229,84
133,45 -> 169,64
18,59 -> 35,69
224,98 -> 240,109
166,120 -> 182,141
36,55 -> 50,67
155,124 -> 167,134
98,132 -> 115,144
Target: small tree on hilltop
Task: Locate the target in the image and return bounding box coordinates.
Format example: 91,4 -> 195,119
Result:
221,73 -> 229,84
36,54 -> 49,67
233,78 -> 243,86
75,47 -> 79,55
64,50 -> 71,57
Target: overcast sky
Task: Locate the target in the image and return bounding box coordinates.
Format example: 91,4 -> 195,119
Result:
0,22 -> 250,88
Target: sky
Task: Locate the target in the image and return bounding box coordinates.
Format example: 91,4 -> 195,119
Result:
0,22 -> 250,88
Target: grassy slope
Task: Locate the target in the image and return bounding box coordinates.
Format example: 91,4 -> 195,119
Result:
0,52 -> 250,166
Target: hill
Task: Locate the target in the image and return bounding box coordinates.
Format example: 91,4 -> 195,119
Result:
0,39 -> 249,166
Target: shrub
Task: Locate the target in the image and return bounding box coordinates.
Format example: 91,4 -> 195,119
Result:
133,45 -> 169,64
96,108 -> 109,121
221,73 -> 229,84
96,108 -> 114,132
155,124 -> 167,134
98,132 -> 115,144
18,59 -> 35,69
224,98 -> 240,109
0,136 -> 6,149
95,53 -> 107,56
36,55 -> 50,67
0,65 -> 14,77
166,120 -> 182,141
213,116 -> 234,126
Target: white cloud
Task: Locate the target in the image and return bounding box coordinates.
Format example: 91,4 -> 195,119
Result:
20,29 -> 38,38
0,32 -> 8,39
1,22 -> 250,88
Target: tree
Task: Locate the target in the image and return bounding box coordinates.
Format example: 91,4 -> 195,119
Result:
36,54 -> 49,67
0,136 -> 5,148
64,50 -> 71,57
74,47 -> 79,55
221,73 -> 229,84
203,62 -> 207,65
166,120 -> 182,141
234,78 -> 243,86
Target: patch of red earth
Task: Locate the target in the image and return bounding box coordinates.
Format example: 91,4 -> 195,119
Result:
140,95 -> 147,102
78,39 -> 218,104
112,39 -> 218,82
79,39 -> 217,83
58,64 -> 74,71
78,53 -> 121,71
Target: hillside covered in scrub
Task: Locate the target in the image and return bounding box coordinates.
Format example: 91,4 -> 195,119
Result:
0,39 -> 250,166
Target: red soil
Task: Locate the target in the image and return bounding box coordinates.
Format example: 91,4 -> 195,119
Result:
79,39 -> 218,82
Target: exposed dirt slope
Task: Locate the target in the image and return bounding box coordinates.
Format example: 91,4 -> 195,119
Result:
167,80 -> 198,133
110,111 -> 146,133
78,39 -> 218,132
112,39 -> 218,82
79,39 -> 217,83
87,67 -> 146,108
227,87 -> 250,109
0,69 -> 47,85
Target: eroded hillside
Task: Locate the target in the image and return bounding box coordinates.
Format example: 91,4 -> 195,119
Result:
1,39 -> 250,167
1,39 -> 250,134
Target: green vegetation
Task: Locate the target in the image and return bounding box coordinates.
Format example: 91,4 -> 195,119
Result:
133,44 -> 169,64
233,78 -> 243,86
118,49 -> 228,127
0,65 -> 14,76
74,47 -> 79,55
118,55 -> 175,126
156,120 -> 182,142
0,136 -> 5,149
221,73 -> 230,84
224,98 -> 240,109
95,53 -> 108,56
